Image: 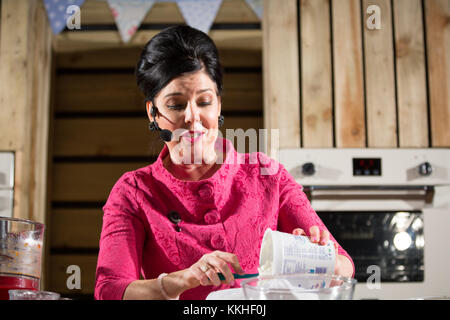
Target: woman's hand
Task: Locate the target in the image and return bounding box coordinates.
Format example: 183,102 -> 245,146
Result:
292,226 -> 340,270
292,226 -> 336,247
291,226 -> 354,278
183,250 -> 245,289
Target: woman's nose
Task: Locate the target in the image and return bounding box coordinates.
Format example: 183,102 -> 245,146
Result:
184,102 -> 200,124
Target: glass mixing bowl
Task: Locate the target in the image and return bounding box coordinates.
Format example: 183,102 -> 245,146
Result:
241,273 -> 357,300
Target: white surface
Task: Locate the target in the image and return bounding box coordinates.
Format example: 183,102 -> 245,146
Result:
206,288 -> 246,300
0,152 -> 14,218
205,287 -> 321,300
278,148 -> 450,186
0,189 -> 13,218
0,152 -> 14,189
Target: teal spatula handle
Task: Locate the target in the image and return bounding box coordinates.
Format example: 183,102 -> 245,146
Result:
217,273 -> 259,281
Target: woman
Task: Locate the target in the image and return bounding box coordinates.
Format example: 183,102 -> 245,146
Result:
94,26 -> 354,300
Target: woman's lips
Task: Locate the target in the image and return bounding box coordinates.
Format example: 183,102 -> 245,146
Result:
181,131 -> 204,143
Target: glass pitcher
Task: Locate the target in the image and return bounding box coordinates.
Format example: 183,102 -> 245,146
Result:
0,217 -> 44,300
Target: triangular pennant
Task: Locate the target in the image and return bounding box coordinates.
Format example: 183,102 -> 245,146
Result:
245,0 -> 263,20
43,0 -> 86,34
177,0 -> 223,34
106,0 -> 156,43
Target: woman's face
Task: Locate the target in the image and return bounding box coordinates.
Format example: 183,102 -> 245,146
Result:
146,70 -> 221,165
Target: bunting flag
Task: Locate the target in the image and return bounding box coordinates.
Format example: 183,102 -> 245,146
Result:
245,0 -> 263,20
43,0 -> 86,34
106,0 -> 156,43
176,0 -> 223,34
44,0 -> 257,38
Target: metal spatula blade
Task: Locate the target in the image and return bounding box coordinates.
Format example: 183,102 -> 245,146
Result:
217,273 -> 259,281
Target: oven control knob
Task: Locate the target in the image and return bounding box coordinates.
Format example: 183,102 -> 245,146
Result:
418,162 -> 433,176
302,162 -> 316,176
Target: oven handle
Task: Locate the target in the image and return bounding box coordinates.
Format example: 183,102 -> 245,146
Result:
302,185 -> 435,204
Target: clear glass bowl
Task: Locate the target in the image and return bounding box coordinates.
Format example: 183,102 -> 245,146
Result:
9,290 -> 60,300
241,273 -> 357,300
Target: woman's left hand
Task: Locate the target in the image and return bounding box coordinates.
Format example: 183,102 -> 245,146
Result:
292,226 -> 339,267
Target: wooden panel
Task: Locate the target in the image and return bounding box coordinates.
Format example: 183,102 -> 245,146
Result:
425,0 -> 450,147
56,73 -> 144,113
51,209 -> 103,248
0,1 -> 2,50
362,0 -> 397,147
0,1 -> 53,290
57,47 -> 142,69
79,0 -> 259,25
52,161 -> 148,202
262,0 -> 300,150
53,117 -> 263,157
54,29 -> 262,53
53,118 -> 160,157
49,254 -> 97,295
56,48 -> 262,69
332,0 -> 366,147
393,0 -> 429,147
55,72 -> 262,113
0,0 -> 25,151
0,0 -> 53,223
300,0 -> 333,147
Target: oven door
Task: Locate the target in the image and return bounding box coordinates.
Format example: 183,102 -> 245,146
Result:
317,211 -> 424,283
306,185 -> 450,299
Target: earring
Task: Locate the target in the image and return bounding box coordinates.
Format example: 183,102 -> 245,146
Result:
148,105 -> 158,131
148,121 -> 157,131
218,114 -> 224,127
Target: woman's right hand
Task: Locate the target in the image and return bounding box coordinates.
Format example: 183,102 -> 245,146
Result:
183,250 -> 245,288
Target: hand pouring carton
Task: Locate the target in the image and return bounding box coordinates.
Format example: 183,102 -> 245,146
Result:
258,228 -> 336,289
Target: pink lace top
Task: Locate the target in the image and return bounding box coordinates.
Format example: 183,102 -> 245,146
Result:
94,137 -> 354,300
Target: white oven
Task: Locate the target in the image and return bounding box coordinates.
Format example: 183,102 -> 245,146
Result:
278,148 -> 450,300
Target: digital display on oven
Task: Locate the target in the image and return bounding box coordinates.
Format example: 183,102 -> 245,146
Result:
353,158 -> 381,176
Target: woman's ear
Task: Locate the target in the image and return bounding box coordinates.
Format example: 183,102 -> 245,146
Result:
146,101 -> 153,121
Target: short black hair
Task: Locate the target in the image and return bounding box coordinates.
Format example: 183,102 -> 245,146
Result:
135,25 -> 223,104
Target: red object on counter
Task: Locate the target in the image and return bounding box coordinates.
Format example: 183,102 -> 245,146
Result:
0,275 -> 39,300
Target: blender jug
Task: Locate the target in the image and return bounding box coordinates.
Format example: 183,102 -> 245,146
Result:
0,217 -> 44,300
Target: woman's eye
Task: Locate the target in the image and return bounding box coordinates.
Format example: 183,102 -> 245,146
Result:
167,101 -> 211,110
167,104 -> 185,110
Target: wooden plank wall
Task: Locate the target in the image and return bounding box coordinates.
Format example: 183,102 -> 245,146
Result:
393,0 -> 429,147
299,0 -> 449,148
363,0 -> 397,147
425,0 -> 450,147
332,0 -> 367,147
263,0 -> 301,150
300,0 -> 334,147
0,0 -> 54,289
47,0 -> 262,298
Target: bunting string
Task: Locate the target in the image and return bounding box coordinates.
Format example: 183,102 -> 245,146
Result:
43,0 -> 263,43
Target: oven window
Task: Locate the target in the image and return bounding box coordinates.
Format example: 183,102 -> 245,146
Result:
317,211 -> 424,283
